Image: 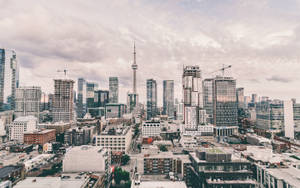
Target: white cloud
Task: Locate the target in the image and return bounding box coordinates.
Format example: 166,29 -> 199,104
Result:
1,0 -> 300,104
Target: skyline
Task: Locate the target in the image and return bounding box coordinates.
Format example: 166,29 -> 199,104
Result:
1,0 -> 300,104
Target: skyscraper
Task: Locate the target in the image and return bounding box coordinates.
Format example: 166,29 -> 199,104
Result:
146,79 -> 157,120
52,79 -> 75,123
163,80 -> 174,118
77,78 -> 86,118
213,76 -> 238,127
236,87 -> 244,109
203,78 -> 214,124
94,90 -> 109,107
14,86 -> 41,120
0,49 -> 19,111
251,93 -> 258,103
86,82 -> 98,109
182,66 -> 204,131
109,77 -> 118,103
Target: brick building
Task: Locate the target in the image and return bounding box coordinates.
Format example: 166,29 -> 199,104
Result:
24,129 -> 56,145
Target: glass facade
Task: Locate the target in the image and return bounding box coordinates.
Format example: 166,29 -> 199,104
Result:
146,79 -> 157,120
0,49 -> 19,111
203,79 -> 214,124
163,80 -> 174,118
109,77 -> 118,103
213,77 -> 238,127
77,78 -> 86,118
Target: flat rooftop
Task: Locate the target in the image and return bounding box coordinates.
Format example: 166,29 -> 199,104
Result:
134,181 -> 187,188
14,176 -> 87,188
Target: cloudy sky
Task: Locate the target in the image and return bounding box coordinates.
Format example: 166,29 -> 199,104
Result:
1,0 -> 300,105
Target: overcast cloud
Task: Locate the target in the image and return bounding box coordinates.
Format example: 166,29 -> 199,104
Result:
1,0 -> 300,104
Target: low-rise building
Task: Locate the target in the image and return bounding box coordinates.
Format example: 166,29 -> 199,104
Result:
0,165 -> 24,185
8,116 -> 37,143
95,126 -> 132,153
63,145 -> 111,186
142,121 -> 161,137
105,103 -> 126,119
24,129 -> 56,145
64,126 -> 95,146
188,148 -> 257,188
24,154 -> 54,172
143,152 -> 191,180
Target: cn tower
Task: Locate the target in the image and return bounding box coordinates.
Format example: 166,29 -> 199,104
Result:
132,42 -> 138,94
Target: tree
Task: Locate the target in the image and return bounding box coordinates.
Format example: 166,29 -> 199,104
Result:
114,167 -> 130,185
121,154 -> 130,165
159,145 -> 168,152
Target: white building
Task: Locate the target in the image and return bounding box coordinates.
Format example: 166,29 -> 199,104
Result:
8,116 -> 37,143
95,126 -> 132,153
24,154 -> 54,172
142,121 -> 161,137
284,100 -> 294,139
63,145 -> 110,173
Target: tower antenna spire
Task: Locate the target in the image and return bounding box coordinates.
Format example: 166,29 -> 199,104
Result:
131,41 -> 138,93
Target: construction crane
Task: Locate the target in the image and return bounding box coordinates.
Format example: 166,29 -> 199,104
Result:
57,69 -> 68,77
209,64 -> 232,77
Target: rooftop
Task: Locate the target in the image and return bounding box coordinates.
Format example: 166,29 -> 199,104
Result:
14,176 -> 86,188
14,116 -> 37,122
134,181 -> 187,188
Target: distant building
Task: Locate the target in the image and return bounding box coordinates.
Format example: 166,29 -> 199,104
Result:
76,78 -> 86,118
86,82 -> 98,109
236,87 -> 244,109
0,49 -> 19,111
64,126 -> 95,146
251,93 -> 258,103
95,126 -> 132,153
105,103 -> 126,119
24,129 -> 56,145
146,79 -> 157,120
127,93 -> 138,113
8,116 -> 37,143
142,121 -> 161,137
163,80 -> 174,118
52,79 -> 75,123
14,86 -> 41,120
182,66 -> 204,133
94,90 -> 109,107
203,78 -> 214,124
109,77 -> 118,103
213,76 -> 238,127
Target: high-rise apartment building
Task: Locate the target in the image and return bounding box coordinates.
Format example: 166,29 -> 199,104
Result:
14,86 -> 41,119
251,93 -> 258,103
52,79 -> 75,123
94,90 -> 109,107
213,76 -> 238,127
0,49 -> 19,111
236,87 -> 244,109
203,78 -> 214,124
182,66 -> 204,132
163,80 -> 174,118
86,82 -> 98,109
146,79 -> 157,120
77,78 -> 86,118
109,77 -> 118,103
